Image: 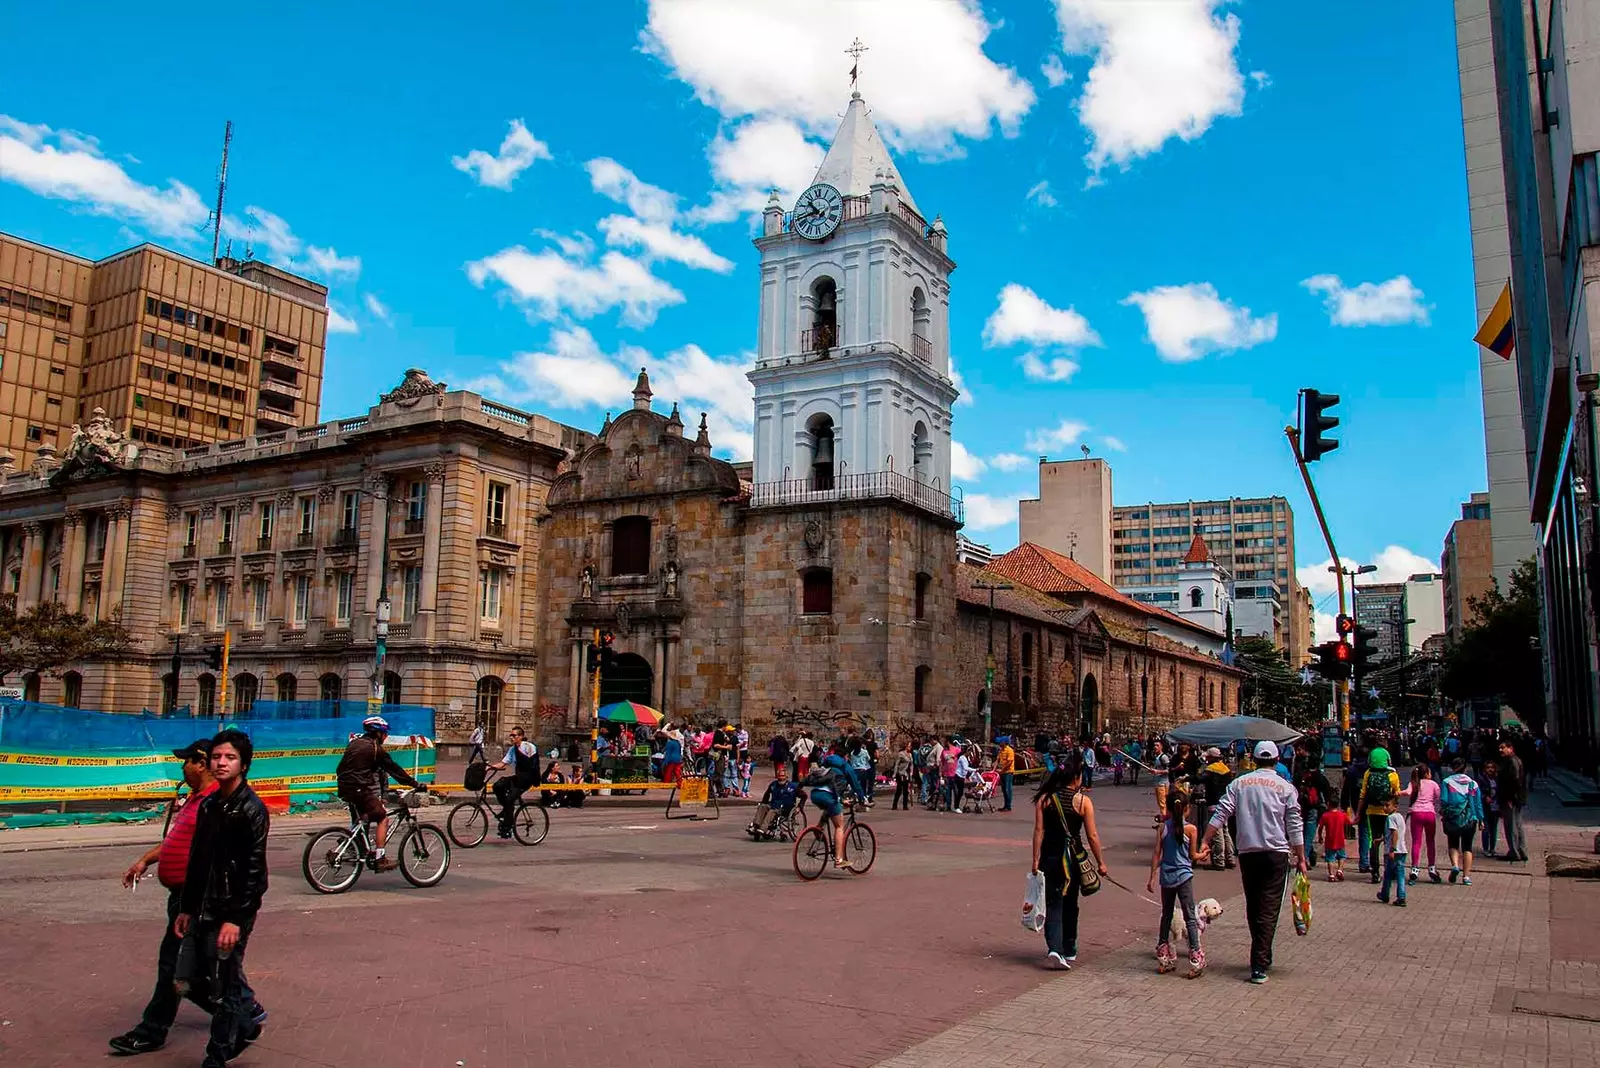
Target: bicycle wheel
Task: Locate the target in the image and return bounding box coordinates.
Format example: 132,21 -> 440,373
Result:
793,826 -> 829,881
846,822 -> 877,875
512,802 -> 550,846
447,802 -> 490,848
398,824 -> 451,887
302,828 -> 363,894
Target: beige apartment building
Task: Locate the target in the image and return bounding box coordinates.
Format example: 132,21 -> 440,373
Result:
0,370 -> 589,739
1442,491 -> 1494,643
0,231 -> 328,466
1018,457 -> 1113,580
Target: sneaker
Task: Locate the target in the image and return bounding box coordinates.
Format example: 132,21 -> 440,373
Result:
1046,951 -> 1072,970
1376,892 -> 1389,904
376,857 -> 399,873
1358,863 -> 1370,873
1462,876 -> 1472,886
1156,942 -> 1177,974
1394,898 -> 1407,907
108,1031 -> 164,1055
1185,950 -> 1207,979
1334,869 -> 1345,882
1449,867 -> 1460,884
953,807 -> 962,814
1408,868 -> 1419,884
1063,952 -> 1078,962
1428,867 -> 1442,884
1248,970 -> 1268,985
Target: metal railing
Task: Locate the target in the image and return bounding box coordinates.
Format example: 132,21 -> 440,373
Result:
912,334 -> 931,361
748,470 -> 962,522
295,531 -> 316,548
181,543 -> 197,558
484,520 -> 508,540
256,535 -> 273,552
335,527 -> 360,547
216,540 -> 233,556
402,517 -> 424,535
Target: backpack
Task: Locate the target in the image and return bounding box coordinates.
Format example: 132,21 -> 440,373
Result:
464,761 -> 488,792
1440,778 -> 1475,830
1363,769 -> 1397,808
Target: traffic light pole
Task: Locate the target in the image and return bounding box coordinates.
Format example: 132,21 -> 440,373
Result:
1285,424 -> 1350,733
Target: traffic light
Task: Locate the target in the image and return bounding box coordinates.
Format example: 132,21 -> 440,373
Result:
1300,389 -> 1341,462
1353,625 -> 1379,675
584,643 -> 600,673
203,644 -> 224,671
597,628 -> 615,672
1310,639 -> 1351,680
1335,613 -> 1354,637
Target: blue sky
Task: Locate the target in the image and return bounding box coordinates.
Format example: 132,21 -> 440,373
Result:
0,1 -> 1482,633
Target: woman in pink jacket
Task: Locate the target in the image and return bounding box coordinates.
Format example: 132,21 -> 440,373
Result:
1407,764 -> 1442,884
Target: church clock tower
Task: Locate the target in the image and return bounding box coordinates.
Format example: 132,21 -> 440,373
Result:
748,90 -> 959,498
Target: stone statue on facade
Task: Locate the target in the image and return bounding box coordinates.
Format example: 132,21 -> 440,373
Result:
579,564 -> 595,601
51,408 -> 131,484
380,368 -> 447,407
662,561 -> 679,599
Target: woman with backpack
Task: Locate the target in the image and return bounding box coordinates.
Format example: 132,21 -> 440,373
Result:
1354,747 -> 1402,885
1406,763 -> 1442,884
1440,759 -> 1485,885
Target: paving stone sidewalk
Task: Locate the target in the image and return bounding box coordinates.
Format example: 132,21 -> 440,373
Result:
876,812 -> 1600,1068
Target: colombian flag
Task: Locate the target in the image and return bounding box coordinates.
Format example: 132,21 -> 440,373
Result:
1473,282 -> 1515,359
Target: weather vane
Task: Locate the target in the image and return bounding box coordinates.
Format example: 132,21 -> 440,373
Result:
846,38 -> 868,91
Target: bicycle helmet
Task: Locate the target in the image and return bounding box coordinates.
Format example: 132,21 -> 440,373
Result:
362,714 -> 390,734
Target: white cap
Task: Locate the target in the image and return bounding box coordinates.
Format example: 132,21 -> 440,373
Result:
1253,740 -> 1279,760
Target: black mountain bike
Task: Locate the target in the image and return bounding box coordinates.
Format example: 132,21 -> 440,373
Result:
302,790 -> 450,893
447,769 -> 549,847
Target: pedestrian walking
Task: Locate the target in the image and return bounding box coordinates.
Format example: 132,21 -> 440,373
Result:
1496,740 -> 1529,861
1477,759 -> 1501,857
1029,752 -> 1108,970
1440,759 -> 1484,886
1340,746 -> 1371,872
1081,740 -> 1096,789
1317,804 -> 1351,881
1294,759 -> 1332,867
468,722 -> 486,763
1197,748 -> 1236,869
769,731 -> 790,776
791,730 -> 815,780
1353,747 -> 1402,884
939,737 -> 961,812
996,736 -> 1017,811
174,729 -> 270,1068
891,740 -> 915,810
1406,764 -> 1442,883
1201,740 -> 1306,984
1376,797 -> 1409,906
1147,787 -> 1210,978
921,735 -> 942,807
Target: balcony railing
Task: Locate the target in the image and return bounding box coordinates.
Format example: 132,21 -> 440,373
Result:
403,517 -> 424,535
748,469 -> 962,523
256,535 -> 273,552
484,520 -> 508,540
800,325 -> 836,355
335,527 -> 360,547
296,531 -> 315,548
181,543 -> 197,558
911,334 -> 931,361
216,539 -> 234,555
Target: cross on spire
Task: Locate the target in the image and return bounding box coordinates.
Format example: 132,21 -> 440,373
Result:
846,37 -> 868,93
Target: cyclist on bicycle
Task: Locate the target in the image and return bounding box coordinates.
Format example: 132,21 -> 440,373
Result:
335,715 -> 425,871
801,748 -> 864,870
486,726 -> 540,839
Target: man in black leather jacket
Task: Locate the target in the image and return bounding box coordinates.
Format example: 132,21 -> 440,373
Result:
176,729 -> 269,1068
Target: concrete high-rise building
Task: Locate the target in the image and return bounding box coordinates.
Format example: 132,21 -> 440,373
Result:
1453,0 -> 1536,589
0,232 -> 329,465
1355,581 -> 1407,663
1442,491 -> 1494,642
1404,573 -> 1446,652
1018,457 -> 1112,581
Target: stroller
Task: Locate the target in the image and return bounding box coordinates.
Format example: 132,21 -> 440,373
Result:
964,769 -> 1001,814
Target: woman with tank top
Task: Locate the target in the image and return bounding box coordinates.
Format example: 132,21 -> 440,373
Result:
1030,752 -> 1108,970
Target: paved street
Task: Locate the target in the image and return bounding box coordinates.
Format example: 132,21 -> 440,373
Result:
1,779 -> 1596,1068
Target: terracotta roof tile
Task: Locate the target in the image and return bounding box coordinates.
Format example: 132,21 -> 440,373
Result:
1183,534 -> 1211,565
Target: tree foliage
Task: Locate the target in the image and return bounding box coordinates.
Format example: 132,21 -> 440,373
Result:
1235,634 -> 1328,730
0,600 -> 134,682
1439,556 -> 1544,729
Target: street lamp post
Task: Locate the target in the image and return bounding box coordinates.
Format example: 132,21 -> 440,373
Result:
974,579 -> 1013,746
361,479 -> 395,715
1385,616 -> 1416,732
1331,562 -> 1377,745
1140,623 -> 1158,740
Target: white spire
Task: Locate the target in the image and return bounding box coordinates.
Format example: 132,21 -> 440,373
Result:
810,94 -> 920,216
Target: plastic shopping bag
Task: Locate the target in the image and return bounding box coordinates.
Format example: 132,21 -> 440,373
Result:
1291,871 -> 1312,936
1021,869 -> 1046,932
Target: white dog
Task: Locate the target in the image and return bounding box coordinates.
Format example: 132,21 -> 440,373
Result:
1167,897 -> 1225,945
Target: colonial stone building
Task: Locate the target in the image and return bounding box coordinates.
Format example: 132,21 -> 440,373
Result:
0,370 -> 588,739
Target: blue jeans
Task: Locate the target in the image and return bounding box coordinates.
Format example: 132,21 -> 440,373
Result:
1302,807 -> 1320,860
922,769 -> 940,805
1380,854 -> 1407,902
1358,817 -> 1371,870
1001,772 -> 1014,810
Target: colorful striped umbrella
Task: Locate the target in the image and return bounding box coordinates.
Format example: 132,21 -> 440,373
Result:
597,700 -> 663,726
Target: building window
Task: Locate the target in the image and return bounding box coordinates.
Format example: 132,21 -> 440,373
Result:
177,584 -> 193,628
476,675 -> 503,724
479,567 -> 502,623
402,566 -> 423,621
384,671 -> 403,705
197,674 -> 216,718
914,572 -> 930,620
276,673 -> 297,702
1022,633 -> 1034,669
611,515 -> 651,575
1189,586 -> 1203,609
63,671 -> 82,709
340,491 -> 359,533
801,568 -> 833,615
914,664 -> 930,718
319,673 -> 342,705
184,512 -> 199,547
161,673 -> 177,715
407,480 -> 426,522
485,481 -> 508,536
250,580 -> 268,629
291,574 -> 310,626
298,496 -> 315,535
1197,675 -> 1205,712
808,275 -> 837,351
258,502 -> 274,544
1022,676 -> 1032,706
234,674 -> 257,716
335,572 -> 354,624
212,583 -> 230,629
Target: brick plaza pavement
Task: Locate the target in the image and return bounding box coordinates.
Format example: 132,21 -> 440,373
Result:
0,776 -> 1594,1067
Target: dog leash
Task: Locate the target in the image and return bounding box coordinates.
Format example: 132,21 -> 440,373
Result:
1100,871 -> 1162,908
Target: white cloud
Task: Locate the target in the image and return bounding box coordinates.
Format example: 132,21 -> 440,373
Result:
949,358 -> 973,406
1041,53 -> 1071,88
466,244 -> 684,328
989,452 -> 1030,472
305,245 -> 362,279
363,293 -> 391,323
1302,274 -> 1431,327
533,229 -> 595,259
327,306 -> 359,334
1050,0 -> 1249,172
951,441 -> 986,481
1313,611 -> 1338,644
1296,546 -> 1441,599
965,493 -> 1022,531
0,113 -> 208,237
586,158 -> 679,224
470,327 -> 756,460
692,117 -> 826,224
452,119 -> 552,190
225,205 -> 363,281
983,283 -> 1101,349
1123,282 -> 1276,362
1020,353 -> 1080,383
640,0 -> 1035,156
1025,179 -> 1058,208
1250,70 -> 1272,89
1102,435 -> 1127,452
597,214 -> 733,273
1025,419 -> 1090,454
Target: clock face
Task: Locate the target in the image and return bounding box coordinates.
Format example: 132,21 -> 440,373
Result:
792,183 -> 844,241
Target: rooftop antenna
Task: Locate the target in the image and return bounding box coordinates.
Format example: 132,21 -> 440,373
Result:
210,120 -> 233,265
1080,443 -> 1091,459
